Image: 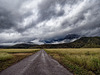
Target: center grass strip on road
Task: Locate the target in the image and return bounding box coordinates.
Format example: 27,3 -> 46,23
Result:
0,49 -> 39,72
45,48 -> 100,75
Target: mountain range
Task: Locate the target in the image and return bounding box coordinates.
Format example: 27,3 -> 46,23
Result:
40,34 -> 80,44
0,34 -> 100,48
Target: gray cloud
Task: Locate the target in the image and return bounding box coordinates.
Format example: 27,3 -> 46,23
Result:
0,0 -> 100,45
0,8 -> 13,29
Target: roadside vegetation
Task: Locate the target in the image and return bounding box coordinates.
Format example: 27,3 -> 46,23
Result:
45,48 -> 100,75
0,49 -> 39,72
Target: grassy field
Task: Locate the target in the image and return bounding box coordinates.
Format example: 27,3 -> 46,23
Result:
0,49 -> 39,72
45,48 -> 100,75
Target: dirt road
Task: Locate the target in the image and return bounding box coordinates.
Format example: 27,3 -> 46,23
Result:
0,50 -> 73,75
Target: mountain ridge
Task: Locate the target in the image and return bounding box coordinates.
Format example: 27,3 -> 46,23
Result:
0,36 -> 100,48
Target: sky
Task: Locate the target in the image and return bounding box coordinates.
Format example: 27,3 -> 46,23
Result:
0,0 -> 100,45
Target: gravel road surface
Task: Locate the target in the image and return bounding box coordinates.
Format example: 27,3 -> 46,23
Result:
0,50 -> 73,75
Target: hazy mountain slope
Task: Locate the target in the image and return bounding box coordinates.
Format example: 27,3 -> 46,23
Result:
41,34 -> 80,44
37,37 -> 100,48
80,37 -> 100,48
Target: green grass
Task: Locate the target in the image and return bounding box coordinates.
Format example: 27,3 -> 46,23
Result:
0,49 -> 39,72
45,48 -> 100,75
0,53 -> 14,61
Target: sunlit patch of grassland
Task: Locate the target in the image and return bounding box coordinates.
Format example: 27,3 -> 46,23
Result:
45,48 -> 100,75
0,49 -> 39,72
0,53 -> 14,61
0,49 -> 39,53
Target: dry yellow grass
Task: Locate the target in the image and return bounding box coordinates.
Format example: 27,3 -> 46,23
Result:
0,49 -> 40,72
46,48 -> 100,75
0,49 -> 40,53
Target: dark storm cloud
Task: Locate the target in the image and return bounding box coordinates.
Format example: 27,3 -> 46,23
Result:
0,0 -> 25,30
0,8 -> 18,31
60,0 -> 100,36
37,0 -> 78,22
0,0 -> 100,45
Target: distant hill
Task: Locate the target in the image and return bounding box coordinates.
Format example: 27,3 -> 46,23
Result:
0,43 -> 38,49
75,37 -> 100,48
0,37 -> 100,48
12,43 -> 36,48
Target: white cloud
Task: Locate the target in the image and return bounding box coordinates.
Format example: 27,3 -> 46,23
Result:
31,39 -> 44,45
